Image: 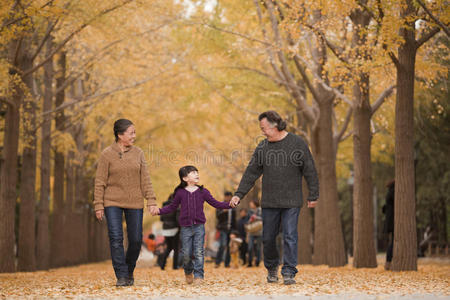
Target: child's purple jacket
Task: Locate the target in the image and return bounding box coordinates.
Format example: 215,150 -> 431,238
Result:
159,187 -> 231,227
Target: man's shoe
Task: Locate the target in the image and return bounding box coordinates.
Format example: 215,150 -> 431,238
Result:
384,261 -> 391,271
214,264 -> 220,268
185,273 -> 194,284
283,275 -> 296,285
116,277 -> 128,287
127,276 -> 134,286
267,268 -> 279,283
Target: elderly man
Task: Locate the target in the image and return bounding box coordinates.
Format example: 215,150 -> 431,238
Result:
230,110 -> 319,285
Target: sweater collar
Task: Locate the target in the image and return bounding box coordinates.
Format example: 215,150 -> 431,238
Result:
111,142 -> 132,153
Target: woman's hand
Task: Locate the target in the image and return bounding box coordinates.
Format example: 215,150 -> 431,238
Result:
95,209 -> 104,221
148,206 -> 160,216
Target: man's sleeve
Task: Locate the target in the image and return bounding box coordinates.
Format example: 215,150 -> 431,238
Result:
300,139 -> 319,201
234,143 -> 264,199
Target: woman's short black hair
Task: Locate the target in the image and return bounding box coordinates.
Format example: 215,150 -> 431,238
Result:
258,110 -> 287,131
113,119 -> 134,142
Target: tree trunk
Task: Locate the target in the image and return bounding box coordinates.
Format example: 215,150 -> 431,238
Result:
0,40 -> 25,273
298,189 -> 312,264
350,7 -> 377,268
36,37 -> 54,271
392,0 -> 418,271
50,52 -> 67,268
17,49 -> 37,272
313,100 -> 347,267
352,73 -> 377,268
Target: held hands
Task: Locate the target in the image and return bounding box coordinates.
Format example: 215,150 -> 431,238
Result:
307,200 -> 318,208
148,205 -> 160,216
95,209 -> 104,221
230,196 -> 240,208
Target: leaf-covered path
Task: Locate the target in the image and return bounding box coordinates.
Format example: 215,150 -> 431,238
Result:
1,258 -> 449,299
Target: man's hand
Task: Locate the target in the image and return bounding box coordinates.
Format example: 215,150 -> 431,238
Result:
95,209 -> 104,221
307,200 -> 318,208
230,196 -> 240,208
148,206 -> 160,216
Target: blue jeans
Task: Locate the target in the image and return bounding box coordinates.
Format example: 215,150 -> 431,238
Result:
248,235 -> 262,266
215,230 -> 230,267
262,207 -> 301,277
104,207 -> 143,279
180,224 -> 205,278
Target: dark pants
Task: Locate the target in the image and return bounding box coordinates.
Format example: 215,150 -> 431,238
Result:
386,232 -> 394,262
262,207 -> 300,277
248,235 -> 262,266
104,206 -> 143,279
159,232 -> 180,270
239,240 -> 248,265
215,230 -> 230,267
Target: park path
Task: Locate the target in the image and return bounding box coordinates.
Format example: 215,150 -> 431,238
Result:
0,257 -> 449,299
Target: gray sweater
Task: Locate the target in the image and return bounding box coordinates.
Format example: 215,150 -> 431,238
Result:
235,132 -> 319,208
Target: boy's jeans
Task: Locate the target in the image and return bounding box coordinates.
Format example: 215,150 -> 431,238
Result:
104,206 -> 143,279
180,224 -> 205,278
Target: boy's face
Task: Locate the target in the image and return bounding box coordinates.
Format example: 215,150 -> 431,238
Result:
230,233 -> 236,239
240,210 -> 247,217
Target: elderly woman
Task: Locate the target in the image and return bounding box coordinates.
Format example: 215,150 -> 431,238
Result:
94,119 -> 158,287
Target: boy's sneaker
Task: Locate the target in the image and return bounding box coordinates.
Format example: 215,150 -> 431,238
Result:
185,273 -> 194,284
267,268 -> 279,283
283,275 -> 296,285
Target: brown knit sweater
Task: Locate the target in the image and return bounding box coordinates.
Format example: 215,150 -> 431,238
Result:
94,143 -> 156,211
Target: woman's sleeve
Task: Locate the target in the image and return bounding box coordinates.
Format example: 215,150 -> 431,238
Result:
94,153 -> 109,211
140,151 -> 157,207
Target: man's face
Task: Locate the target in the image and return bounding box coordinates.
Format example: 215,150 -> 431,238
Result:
260,118 -> 278,141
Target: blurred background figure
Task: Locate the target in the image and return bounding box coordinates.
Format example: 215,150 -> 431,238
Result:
158,194 -> 181,270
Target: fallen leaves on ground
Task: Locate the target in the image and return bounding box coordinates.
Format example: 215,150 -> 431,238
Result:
0,257 -> 449,298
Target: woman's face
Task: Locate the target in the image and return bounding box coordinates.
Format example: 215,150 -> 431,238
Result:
118,125 -> 136,146
183,170 -> 199,185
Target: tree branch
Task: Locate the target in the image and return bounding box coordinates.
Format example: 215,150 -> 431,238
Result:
194,69 -> 259,115
370,85 -> 395,115
0,96 -> 15,107
415,0 -> 449,37
22,0 -> 134,76
416,26 -> 441,49
335,106 -> 353,143
30,19 -> 59,62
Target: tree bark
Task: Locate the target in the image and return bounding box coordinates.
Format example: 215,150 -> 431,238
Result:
17,47 -> 37,272
0,39 -> 26,273
350,7 -> 377,268
313,99 -> 347,267
352,73 -> 377,268
36,36 -> 54,271
392,0 -> 418,271
50,52 -> 67,268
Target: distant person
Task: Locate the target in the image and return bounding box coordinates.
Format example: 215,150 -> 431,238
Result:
94,119 -> 158,287
230,111 -> 319,285
237,208 -> 249,265
247,200 -> 262,267
154,165 -> 233,284
214,191 -> 237,268
145,234 -> 157,253
229,231 -> 243,269
158,194 -> 181,270
382,180 -> 395,270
